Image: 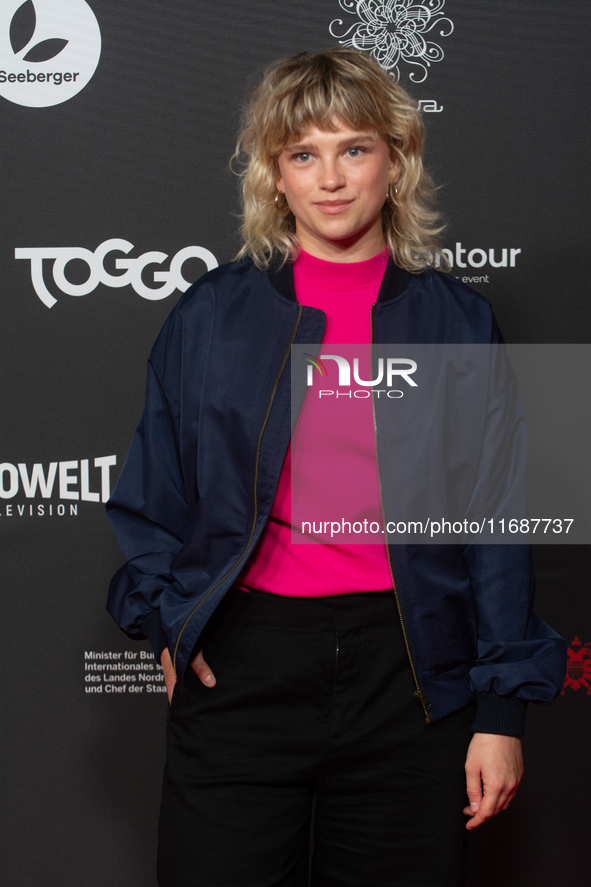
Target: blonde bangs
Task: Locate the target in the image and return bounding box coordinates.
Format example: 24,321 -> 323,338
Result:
261,79 -> 392,154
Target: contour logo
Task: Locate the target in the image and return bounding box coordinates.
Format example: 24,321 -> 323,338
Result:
0,0 -> 101,107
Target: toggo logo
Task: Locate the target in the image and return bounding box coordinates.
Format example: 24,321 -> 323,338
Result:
306,354 -> 417,399
0,454 -> 116,517
15,239 -> 219,308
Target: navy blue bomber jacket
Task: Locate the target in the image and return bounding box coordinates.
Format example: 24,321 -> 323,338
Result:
106,257 -> 566,735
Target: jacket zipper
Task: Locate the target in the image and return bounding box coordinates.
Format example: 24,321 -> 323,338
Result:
370,305 -> 432,723
172,304 -> 304,677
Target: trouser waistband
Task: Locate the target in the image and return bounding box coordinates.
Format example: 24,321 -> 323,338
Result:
216,587 -> 398,634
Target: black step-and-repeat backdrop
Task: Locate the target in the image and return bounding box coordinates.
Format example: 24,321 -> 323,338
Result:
1,2 -> 589,885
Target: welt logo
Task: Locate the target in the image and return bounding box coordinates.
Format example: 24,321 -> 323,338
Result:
0,454 -> 116,517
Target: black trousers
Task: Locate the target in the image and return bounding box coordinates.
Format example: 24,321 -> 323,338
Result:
158,590 -> 474,887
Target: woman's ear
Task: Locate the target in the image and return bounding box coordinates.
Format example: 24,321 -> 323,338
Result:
273,153 -> 285,194
389,155 -> 401,182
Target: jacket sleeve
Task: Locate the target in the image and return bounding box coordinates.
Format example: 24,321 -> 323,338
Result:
463,543 -> 566,736
106,311 -> 191,661
461,327 -> 566,735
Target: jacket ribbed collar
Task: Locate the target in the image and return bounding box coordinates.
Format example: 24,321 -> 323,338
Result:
267,254 -> 412,305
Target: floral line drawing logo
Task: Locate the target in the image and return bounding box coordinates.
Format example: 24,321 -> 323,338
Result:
10,0 -> 67,63
329,0 -> 454,83
562,637 -> 591,695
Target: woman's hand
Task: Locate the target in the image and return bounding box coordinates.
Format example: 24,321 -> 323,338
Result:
160,648 -> 217,704
160,647 -> 176,704
463,733 -> 523,829
190,649 -> 216,687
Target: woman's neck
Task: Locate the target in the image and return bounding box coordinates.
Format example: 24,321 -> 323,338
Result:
294,218 -> 387,263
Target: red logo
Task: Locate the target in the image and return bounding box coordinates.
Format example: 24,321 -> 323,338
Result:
562,637 -> 591,694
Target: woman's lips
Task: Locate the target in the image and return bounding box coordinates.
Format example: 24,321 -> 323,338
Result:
313,200 -> 354,215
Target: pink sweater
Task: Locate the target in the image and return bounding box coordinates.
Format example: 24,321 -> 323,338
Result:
237,248 -> 393,595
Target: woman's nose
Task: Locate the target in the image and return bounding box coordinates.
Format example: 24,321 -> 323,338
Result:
318,158 -> 345,190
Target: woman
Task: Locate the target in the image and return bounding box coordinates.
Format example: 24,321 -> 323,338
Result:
107,49 -> 565,886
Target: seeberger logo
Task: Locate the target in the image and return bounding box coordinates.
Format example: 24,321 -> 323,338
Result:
0,0 -> 101,107
0,454 -> 116,517
15,239 -> 219,307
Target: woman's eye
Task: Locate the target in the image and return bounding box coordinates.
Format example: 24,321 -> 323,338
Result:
347,146 -> 364,157
294,152 -> 311,162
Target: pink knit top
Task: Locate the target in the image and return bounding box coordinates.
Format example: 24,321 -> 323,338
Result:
237,248 -> 393,596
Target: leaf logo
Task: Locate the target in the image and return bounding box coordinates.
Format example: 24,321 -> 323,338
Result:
10,0 -> 68,61
0,0 -> 101,108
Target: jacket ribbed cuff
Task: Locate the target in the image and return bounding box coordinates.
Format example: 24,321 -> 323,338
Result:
141,609 -> 166,663
471,692 -> 527,736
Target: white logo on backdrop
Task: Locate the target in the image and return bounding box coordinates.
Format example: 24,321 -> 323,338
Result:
417,99 -> 443,113
0,454 -> 116,517
0,0 -> 101,107
440,243 -> 522,270
329,0 -> 454,83
15,239 -> 219,308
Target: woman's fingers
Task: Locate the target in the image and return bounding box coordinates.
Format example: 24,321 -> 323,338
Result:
160,647 -> 177,705
160,647 -> 217,704
463,733 -> 523,830
191,649 -> 217,687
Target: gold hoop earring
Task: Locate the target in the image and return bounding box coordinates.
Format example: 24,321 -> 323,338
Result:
387,184 -> 399,207
275,192 -> 290,214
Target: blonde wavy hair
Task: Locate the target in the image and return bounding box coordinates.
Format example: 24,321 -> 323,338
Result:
234,49 -> 447,272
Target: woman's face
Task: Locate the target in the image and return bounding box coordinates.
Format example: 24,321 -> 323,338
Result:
275,118 -> 399,262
